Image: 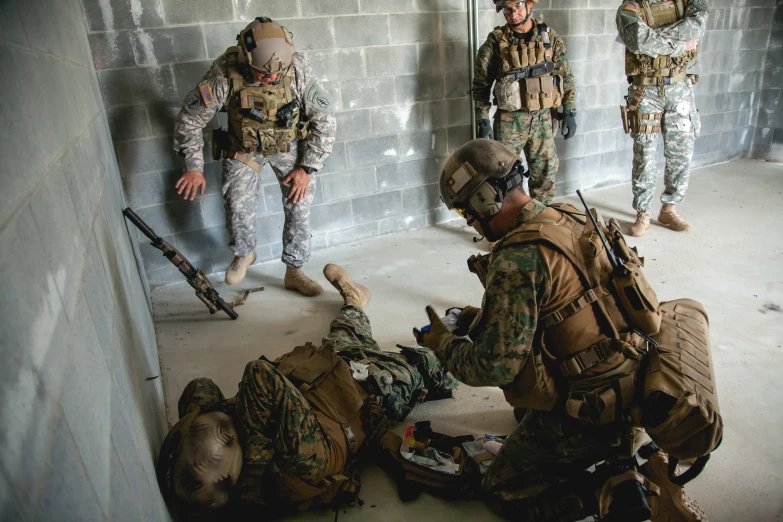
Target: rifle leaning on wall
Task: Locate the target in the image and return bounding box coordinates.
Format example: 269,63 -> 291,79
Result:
122,208 -> 238,320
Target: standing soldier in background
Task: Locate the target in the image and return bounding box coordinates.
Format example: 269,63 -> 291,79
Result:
172,17 -> 336,295
472,0 -> 577,205
617,0 -> 708,237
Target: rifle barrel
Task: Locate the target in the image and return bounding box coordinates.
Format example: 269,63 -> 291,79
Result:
122,208 -> 158,242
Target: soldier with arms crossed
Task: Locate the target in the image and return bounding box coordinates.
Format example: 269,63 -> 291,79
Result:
173,17 -> 336,294
617,0 -> 708,236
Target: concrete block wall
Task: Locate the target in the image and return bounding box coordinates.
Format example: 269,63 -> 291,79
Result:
753,0 -> 783,161
84,0 -> 779,285
0,0 -> 170,519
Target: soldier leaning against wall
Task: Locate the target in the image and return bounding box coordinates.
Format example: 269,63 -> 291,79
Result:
472,0 -> 577,206
172,17 -> 336,295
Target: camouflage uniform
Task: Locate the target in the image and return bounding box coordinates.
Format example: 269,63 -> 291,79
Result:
433,199 -> 626,521
177,305 -> 456,508
472,21 -> 576,204
617,1 -> 707,213
173,53 -> 336,267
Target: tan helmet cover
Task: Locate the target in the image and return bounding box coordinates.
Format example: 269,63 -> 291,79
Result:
156,407 -> 201,497
238,18 -> 295,74
494,0 -> 537,13
439,138 -> 519,220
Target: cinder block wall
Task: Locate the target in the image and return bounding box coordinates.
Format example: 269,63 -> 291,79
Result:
0,0 -> 170,519
84,0 -> 777,285
753,0 -> 782,161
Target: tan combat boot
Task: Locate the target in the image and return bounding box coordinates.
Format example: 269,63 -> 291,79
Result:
225,251 -> 257,285
658,204 -> 691,231
284,266 -> 324,297
641,450 -> 709,522
323,264 -> 371,309
629,211 -> 651,237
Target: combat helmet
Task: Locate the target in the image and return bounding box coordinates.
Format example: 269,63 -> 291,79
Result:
439,138 -> 528,223
238,17 -> 295,75
156,406 -> 202,497
493,0 -> 538,13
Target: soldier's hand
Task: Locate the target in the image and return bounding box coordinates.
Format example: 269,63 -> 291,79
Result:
175,171 -> 206,201
413,306 -> 451,351
562,110 -> 577,140
457,306 -> 481,332
477,119 -> 493,140
684,39 -> 699,51
282,167 -> 311,203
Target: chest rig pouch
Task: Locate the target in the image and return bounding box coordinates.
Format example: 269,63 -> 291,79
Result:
624,0 -> 697,79
225,46 -> 301,157
489,204 -> 661,424
493,22 -> 563,112
270,342 -> 369,508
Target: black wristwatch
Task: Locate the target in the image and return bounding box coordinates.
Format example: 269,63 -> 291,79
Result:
300,166 -> 317,174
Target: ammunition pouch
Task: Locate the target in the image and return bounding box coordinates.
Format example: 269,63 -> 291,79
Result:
211,127 -> 231,161
466,253 -> 491,288
627,111 -> 663,135
641,299 -> 723,461
494,74 -> 563,112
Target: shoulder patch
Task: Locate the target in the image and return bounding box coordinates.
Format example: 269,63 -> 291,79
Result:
199,83 -> 215,105
302,81 -> 333,115
624,3 -> 640,12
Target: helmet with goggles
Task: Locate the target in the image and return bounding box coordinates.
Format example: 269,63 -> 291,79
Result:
439,139 -> 528,223
238,17 -> 295,75
494,0 -> 537,13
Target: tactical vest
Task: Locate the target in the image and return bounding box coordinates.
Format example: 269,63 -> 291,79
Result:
493,22 -> 563,112
271,343 -> 371,509
224,46 -> 300,156
625,0 -> 697,81
488,204 -> 661,425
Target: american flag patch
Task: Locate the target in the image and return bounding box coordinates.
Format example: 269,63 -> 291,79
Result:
624,3 -> 640,12
199,83 -> 215,105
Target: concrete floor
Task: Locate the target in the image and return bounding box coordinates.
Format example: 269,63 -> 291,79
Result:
152,159 -> 783,521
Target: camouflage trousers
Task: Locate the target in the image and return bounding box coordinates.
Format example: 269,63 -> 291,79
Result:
630,80 -> 701,212
495,109 -> 559,204
482,409 -> 626,521
222,139 -> 315,267
236,306 -> 438,490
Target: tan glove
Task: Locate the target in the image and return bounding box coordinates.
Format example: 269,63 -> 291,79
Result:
413,306 -> 450,350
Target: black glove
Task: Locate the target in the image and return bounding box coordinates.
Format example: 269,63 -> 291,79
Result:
477,119 -> 493,140
561,110 -> 577,140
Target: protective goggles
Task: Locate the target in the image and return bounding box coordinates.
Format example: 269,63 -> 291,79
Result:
502,1 -> 526,15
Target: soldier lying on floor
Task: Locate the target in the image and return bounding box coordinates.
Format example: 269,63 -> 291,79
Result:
156,264 -> 458,517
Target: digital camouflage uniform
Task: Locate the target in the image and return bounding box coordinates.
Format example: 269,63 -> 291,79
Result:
173,53 -> 336,267
617,1 -> 708,212
177,305 -> 456,509
433,199 -> 626,521
472,21 -> 576,204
